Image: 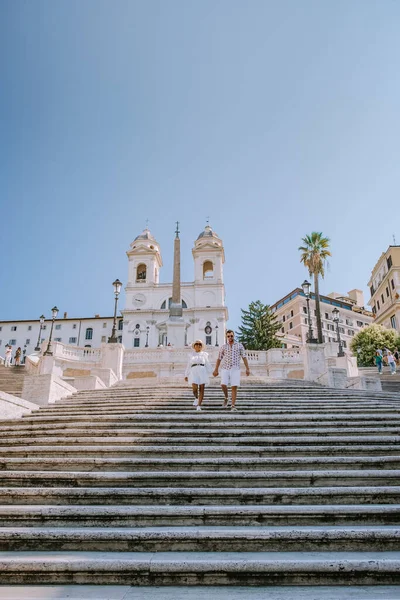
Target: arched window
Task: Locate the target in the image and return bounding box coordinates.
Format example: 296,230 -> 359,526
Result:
161,298 -> 188,309
118,319 -> 123,331
136,264 -> 147,281
85,327 -> 93,340
203,260 -> 214,279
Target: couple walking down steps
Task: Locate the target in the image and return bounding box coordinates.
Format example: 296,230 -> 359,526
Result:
185,330 -> 251,412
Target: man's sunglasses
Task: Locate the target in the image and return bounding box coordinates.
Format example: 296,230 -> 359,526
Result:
227,335 -> 234,338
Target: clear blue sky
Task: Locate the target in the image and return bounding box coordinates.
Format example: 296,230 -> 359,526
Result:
1,0 -> 400,328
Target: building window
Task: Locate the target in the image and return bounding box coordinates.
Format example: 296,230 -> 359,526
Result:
25,339 -> 30,345
84,344 -> 91,348
118,320 -> 123,331
343,340 -> 347,348
282,315 -> 286,322
290,310 -> 294,317
72,324 -> 77,329
85,328 -> 93,340
304,318 -> 308,324
289,322 -> 293,329
101,336 -> 106,343
325,313 -> 329,319
381,294 -> 384,304
161,298 -> 187,309
54,337 -> 62,342
390,315 -> 397,329
377,300 -> 380,310
9,339 -> 16,345
203,260 -> 214,279
11,326 -> 17,332
303,306 -> 307,314
69,337 -> 77,344
386,287 -> 390,298
339,327 -> 345,334
391,279 -> 395,290
42,325 -> 47,330
356,321 -> 363,327
370,285 -> 375,297
134,338 -> 140,347
28,326 -> 32,331
0,327 -> 2,331
118,335 -> 122,343
387,255 -> 393,269
103,323 -> 107,328
281,327 -> 284,333
206,335 -> 212,345
136,263 -> 147,281
55,324 -> 61,330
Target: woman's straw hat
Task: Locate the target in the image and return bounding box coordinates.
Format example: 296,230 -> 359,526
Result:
191,339 -> 205,350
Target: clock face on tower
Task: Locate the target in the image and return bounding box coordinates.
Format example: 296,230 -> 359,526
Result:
132,293 -> 146,308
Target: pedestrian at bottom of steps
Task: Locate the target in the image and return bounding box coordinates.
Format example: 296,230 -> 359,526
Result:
4,345 -> 12,367
387,350 -> 397,375
14,347 -> 22,367
213,330 -> 250,412
184,340 -> 213,412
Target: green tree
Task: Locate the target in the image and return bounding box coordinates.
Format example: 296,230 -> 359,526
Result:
350,323 -> 400,366
237,300 -> 282,350
299,232 -> 331,344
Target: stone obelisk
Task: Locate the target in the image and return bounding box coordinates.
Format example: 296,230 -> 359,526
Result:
166,222 -> 186,347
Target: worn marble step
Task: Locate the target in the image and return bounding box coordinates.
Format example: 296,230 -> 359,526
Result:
0,469 -> 399,488
1,525 -> 400,552
1,456 -> 399,472
0,551 -> 399,585
1,504 -> 400,527
1,485 -> 399,506
1,444 -> 398,458
1,434 -> 398,448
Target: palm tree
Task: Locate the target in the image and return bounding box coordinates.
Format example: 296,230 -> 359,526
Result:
299,232 -> 331,344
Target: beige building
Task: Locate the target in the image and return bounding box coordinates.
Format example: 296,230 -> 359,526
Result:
271,288 -> 374,349
368,245 -> 400,332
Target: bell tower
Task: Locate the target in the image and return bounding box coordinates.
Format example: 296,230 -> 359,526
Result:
126,228 -> 162,288
192,224 -> 225,285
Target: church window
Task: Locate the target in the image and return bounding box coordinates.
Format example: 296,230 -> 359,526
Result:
118,336 -> 122,343
206,335 -> 212,345
118,320 -> 123,331
134,338 -> 140,347
203,261 -> 214,279
160,298 -> 188,309
136,264 -> 147,281
85,328 -> 93,340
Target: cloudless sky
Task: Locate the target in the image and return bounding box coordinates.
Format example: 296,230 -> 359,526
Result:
1,0 -> 400,328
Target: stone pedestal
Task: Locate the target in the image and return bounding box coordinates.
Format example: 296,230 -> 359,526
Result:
304,343 -> 327,383
101,343 -> 124,381
166,318 -> 186,348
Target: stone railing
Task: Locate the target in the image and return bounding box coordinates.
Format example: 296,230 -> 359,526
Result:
54,343 -> 102,363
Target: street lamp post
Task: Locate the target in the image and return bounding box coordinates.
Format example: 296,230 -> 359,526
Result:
215,324 -> 219,347
108,279 -> 122,343
35,315 -> 46,352
145,326 -> 150,347
301,280 -> 317,343
332,307 -> 345,357
44,306 -> 59,356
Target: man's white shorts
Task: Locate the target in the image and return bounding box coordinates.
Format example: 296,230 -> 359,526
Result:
221,368 -> 241,387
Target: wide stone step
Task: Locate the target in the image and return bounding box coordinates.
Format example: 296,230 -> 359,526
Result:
1,504 -> 400,527
1,443 -> 398,458
2,585 -> 400,600
1,485 -> 399,505
1,434 -> 398,447
0,469 -> 398,488
0,551 -> 399,585
1,456 -> 399,472
1,525 -> 400,552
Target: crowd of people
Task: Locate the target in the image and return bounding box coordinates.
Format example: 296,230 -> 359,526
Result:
184,329 -> 250,412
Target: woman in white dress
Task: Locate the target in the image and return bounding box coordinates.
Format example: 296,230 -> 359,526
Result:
184,339 -> 212,411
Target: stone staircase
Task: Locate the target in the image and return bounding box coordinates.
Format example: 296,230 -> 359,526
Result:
0,382 -> 399,593
0,364 -> 25,397
360,367 -> 400,394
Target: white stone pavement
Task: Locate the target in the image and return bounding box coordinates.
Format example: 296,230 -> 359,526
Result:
1,585 -> 400,599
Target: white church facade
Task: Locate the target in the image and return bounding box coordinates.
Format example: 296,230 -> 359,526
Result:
122,224 -> 228,349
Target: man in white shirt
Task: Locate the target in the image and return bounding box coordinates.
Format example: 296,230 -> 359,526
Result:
213,330 -> 250,411
4,345 -> 12,367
